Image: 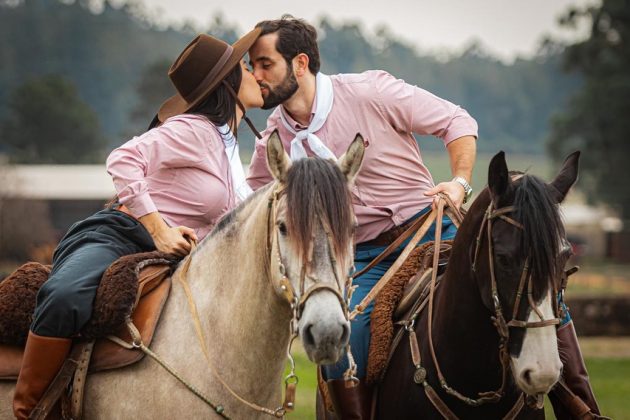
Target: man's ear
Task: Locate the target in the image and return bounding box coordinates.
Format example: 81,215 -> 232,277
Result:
293,53 -> 310,77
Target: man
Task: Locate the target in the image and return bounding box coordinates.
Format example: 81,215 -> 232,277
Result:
246,16 -> 599,419
246,15 -> 473,418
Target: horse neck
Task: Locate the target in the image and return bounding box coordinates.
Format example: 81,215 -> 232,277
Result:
429,196 -> 502,376
182,186 -> 292,401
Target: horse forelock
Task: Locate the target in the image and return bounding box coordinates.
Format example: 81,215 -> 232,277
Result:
285,158 -> 354,265
512,173 -> 564,299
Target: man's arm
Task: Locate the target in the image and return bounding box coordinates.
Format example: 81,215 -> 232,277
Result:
424,135 -> 476,209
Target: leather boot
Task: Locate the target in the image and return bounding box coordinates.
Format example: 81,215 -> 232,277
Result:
13,331 -> 72,420
549,321 -> 602,419
326,379 -> 374,420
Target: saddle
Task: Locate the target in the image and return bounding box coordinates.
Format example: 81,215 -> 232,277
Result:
366,240 -> 451,384
0,251 -> 180,380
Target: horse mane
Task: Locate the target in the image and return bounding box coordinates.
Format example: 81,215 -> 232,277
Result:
511,172 -> 565,297
285,158 -> 354,264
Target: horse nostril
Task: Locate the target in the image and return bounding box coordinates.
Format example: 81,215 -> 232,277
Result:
521,368 -> 533,385
340,323 -> 350,345
303,324 -> 316,348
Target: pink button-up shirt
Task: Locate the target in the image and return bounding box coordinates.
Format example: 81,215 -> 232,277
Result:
107,114 -> 235,240
247,70 -> 478,243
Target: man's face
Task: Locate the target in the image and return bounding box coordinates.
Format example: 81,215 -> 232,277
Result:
249,33 -> 299,109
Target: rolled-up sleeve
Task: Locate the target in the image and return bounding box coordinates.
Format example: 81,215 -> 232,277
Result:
372,70 -> 478,146
106,117 -> 205,217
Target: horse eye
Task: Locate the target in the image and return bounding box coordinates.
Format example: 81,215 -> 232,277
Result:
278,221 -> 288,235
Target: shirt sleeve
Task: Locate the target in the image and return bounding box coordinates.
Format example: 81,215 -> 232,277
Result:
106,117 -> 207,217
246,118 -> 279,191
371,70 -> 478,145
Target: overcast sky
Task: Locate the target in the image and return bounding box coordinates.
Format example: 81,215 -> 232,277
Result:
120,0 -> 598,62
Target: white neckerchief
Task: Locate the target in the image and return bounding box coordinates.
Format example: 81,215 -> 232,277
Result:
279,72 -> 336,161
217,124 -> 253,203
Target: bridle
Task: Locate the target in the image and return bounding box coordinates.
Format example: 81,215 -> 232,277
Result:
265,184 -> 359,405
267,185 -> 350,322
429,199 -> 561,408
404,196 -> 563,420
472,201 -> 561,339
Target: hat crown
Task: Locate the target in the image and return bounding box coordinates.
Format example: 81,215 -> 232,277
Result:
168,34 -> 231,101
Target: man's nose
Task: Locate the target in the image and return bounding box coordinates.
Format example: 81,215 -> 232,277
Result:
252,68 -> 263,83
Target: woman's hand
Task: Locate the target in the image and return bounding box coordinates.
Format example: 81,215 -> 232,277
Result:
139,212 -> 198,256
152,225 -> 197,256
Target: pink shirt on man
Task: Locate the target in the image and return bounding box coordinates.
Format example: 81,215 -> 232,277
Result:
106,114 -> 235,240
247,70 -> 478,244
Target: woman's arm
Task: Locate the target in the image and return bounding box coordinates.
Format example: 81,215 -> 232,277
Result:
139,211 -> 198,256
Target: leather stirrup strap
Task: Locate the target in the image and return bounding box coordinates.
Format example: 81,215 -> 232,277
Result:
30,344 -> 87,420
67,341 -> 95,420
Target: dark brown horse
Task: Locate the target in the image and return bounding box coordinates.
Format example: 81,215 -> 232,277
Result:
376,151 -> 579,419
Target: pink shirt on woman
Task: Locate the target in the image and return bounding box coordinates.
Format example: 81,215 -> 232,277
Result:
247,70 -> 478,244
106,114 -> 235,240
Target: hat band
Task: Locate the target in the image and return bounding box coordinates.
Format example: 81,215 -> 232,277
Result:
183,45 -> 234,103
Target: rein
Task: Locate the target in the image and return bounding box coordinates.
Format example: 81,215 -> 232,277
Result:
399,196 -> 562,418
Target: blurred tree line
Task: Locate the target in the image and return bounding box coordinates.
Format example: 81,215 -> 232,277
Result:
0,0 -> 583,163
548,0 -> 630,219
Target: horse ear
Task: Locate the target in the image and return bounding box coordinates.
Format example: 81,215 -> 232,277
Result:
266,130 -> 291,183
488,151 -> 509,201
338,134 -> 365,185
549,151 -> 580,203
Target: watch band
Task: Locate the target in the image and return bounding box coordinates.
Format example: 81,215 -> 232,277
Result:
453,176 -> 473,203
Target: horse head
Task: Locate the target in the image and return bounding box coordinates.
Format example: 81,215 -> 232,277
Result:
265,130 -> 365,364
473,151 -> 580,397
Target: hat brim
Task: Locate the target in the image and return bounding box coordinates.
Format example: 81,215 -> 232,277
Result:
157,28 -> 261,123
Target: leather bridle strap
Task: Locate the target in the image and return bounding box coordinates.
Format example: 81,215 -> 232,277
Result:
399,196 -> 526,419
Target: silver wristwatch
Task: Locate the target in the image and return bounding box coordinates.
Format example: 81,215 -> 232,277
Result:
453,176 -> 473,204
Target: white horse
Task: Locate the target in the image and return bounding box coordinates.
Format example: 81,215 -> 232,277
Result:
0,132 -> 365,419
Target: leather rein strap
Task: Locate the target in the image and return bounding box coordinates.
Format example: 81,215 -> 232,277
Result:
349,194 -> 463,320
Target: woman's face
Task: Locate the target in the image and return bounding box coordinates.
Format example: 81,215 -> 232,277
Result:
238,60 -> 264,110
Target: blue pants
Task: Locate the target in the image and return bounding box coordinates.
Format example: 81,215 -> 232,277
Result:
32,208 -> 155,337
323,207 -> 457,380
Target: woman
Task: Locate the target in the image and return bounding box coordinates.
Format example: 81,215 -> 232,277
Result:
13,29 -> 263,419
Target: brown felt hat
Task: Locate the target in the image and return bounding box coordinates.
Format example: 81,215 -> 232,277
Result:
157,28 -> 261,122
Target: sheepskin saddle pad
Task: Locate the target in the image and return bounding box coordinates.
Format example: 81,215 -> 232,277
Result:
365,240 -> 452,385
0,251 -> 180,379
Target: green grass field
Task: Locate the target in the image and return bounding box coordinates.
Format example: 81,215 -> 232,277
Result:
285,343 -> 630,419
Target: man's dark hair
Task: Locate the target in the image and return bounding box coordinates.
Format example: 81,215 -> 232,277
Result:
255,15 -> 321,74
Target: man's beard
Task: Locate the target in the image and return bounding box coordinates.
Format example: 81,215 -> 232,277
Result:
260,67 -> 299,110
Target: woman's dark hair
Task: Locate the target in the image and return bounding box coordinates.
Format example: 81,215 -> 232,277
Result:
255,15 -> 320,75
188,63 -> 243,135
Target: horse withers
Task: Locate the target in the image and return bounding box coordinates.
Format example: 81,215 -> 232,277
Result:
376,151 -> 580,419
0,131 -> 365,419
